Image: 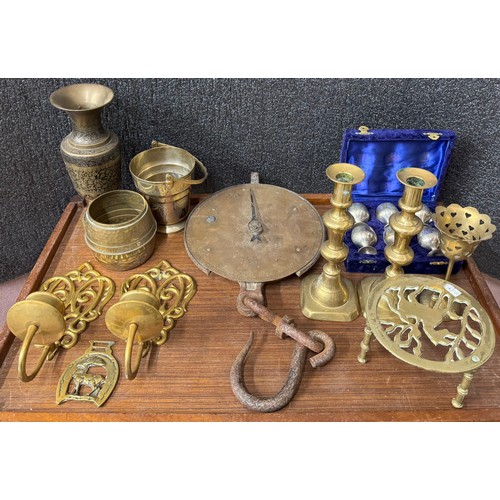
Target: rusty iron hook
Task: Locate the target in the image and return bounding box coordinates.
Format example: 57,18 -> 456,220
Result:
230,329 -> 335,413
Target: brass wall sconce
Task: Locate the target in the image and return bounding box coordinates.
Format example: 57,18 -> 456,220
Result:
6,263 -> 115,382
301,163 -> 365,321
105,260 -> 196,380
433,203 -> 496,281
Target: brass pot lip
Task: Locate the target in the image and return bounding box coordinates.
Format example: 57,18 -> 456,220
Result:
397,167 -> 438,189
325,163 -> 365,185
129,145 -> 196,185
49,83 -> 114,112
85,190 -> 150,230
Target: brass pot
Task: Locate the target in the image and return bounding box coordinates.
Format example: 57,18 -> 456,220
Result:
83,190 -> 157,270
129,141 -> 208,233
50,83 -> 121,202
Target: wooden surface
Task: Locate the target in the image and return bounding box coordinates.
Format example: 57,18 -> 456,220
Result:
1,195 -> 499,422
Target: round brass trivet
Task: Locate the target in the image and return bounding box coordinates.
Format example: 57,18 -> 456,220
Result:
364,274 -> 496,408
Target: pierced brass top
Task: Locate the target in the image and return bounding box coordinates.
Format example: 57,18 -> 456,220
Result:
184,183 -> 324,283
433,203 -> 496,244
366,275 -> 496,374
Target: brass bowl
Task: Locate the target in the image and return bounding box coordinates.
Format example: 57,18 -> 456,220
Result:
83,190 -> 157,270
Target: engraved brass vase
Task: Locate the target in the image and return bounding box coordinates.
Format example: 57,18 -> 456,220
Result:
129,141 -> 208,233
83,190 -> 157,271
50,83 -> 121,201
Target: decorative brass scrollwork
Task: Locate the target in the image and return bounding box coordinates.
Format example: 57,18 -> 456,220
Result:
6,263 -> 115,382
105,260 -> 196,380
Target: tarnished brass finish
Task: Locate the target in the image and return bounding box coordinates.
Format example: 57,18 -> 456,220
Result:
185,176 -> 334,412
363,275 -> 495,408
358,167 -> 438,311
83,190 -> 157,271
50,83 -> 121,201
6,263 -> 115,382
433,204 -> 496,281
384,168 -> 438,278
56,341 -> 119,407
129,141 -> 208,233
301,163 -> 365,321
185,183 -> 324,283
105,260 -> 196,380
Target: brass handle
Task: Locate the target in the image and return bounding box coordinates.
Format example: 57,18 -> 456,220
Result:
150,140 -> 208,186
18,325 -> 56,382
124,323 -> 151,381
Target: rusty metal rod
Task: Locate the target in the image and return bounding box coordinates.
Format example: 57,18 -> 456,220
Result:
242,296 -> 324,353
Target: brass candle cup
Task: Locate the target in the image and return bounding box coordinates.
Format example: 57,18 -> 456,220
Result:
433,203 -> 496,281
83,190 -> 157,271
301,162 -> 365,321
129,141 -> 208,234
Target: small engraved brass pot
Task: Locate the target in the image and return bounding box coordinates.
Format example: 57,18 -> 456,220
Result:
129,141 -> 208,233
83,190 -> 157,270
50,83 -> 121,201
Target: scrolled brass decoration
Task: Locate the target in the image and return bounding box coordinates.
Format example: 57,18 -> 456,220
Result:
105,260 -> 196,380
56,341 -> 119,407
6,263 -> 115,382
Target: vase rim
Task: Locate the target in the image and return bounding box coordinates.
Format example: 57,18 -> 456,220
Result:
50,83 -> 114,113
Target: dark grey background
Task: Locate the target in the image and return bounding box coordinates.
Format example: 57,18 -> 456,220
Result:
0,78 -> 499,282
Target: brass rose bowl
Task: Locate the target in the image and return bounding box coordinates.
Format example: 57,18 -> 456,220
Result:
433,203 -> 496,280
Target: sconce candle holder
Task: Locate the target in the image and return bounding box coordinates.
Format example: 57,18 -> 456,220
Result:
6,263 -> 115,382
105,260 -> 196,380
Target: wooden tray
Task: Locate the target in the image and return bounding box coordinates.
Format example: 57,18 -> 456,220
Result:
1,195 -> 499,422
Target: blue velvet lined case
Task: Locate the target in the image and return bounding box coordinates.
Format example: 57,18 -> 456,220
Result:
340,127 -> 460,275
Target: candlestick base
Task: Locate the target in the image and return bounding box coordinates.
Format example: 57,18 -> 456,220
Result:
301,274 -> 360,321
357,275 -> 382,315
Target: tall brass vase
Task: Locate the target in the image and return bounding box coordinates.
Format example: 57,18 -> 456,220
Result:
50,83 -> 121,201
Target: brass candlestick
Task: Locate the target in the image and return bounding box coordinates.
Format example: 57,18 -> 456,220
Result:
433,203 -> 496,281
301,163 -> 365,321
357,167 -> 438,312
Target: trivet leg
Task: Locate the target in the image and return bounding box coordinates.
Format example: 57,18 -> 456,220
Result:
358,325 -> 373,364
451,371 -> 475,409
